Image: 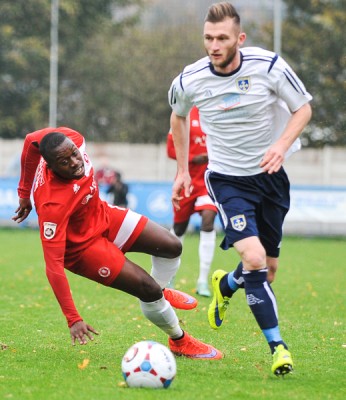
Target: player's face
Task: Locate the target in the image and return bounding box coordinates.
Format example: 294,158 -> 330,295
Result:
203,17 -> 246,73
47,138 -> 85,180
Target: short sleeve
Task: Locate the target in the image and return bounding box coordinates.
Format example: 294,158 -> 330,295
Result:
168,74 -> 193,117
271,56 -> 312,112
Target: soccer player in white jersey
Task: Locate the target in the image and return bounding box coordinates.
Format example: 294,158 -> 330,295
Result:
168,2 -> 312,376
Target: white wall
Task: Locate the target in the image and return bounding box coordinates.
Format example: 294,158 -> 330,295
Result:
1,139 -> 345,186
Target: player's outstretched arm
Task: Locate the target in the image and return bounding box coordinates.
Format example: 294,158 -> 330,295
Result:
69,321 -> 99,346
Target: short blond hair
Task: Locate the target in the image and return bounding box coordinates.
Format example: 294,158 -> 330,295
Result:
204,2 -> 241,26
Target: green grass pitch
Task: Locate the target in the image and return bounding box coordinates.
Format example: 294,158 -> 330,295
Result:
0,228 -> 345,400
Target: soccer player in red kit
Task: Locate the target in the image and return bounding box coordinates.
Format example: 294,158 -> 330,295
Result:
12,127 -> 222,359
167,106 -> 218,297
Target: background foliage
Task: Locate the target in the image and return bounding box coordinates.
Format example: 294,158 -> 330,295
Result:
0,0 -> 345,145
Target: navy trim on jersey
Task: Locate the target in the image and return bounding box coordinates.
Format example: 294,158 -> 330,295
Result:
179,73 -> 184,92
209,53 -> 244,77
268,54 -> 278,73
284,68 -> 306,95
170,84 -> 177,105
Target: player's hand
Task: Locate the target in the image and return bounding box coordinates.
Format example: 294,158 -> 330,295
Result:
12,198 -> 33,223
172,172 -> 192,210
69,321 -> 99,346
260,143 -> 286,174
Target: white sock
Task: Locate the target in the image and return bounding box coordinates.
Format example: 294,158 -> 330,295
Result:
139,297 -> 183,339
198,230 -> 216,284
151,255 -> 181,289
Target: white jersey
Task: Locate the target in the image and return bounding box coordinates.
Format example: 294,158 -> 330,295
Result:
168,47 -> 312,176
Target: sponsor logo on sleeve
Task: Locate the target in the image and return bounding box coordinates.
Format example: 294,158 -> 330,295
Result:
43,222 -> 57,239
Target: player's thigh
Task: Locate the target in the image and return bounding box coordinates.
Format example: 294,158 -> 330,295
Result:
128,219 -> 182,258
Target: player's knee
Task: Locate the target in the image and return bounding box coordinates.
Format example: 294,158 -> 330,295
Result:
173,225 -> 186,237
168,236 -> 182,258
139,277 -> 163,302
200,211 -> 216,231
173,222 -> 188,238
242,249 -> 266,270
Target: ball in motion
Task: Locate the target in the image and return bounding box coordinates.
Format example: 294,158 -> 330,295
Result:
121,340 -> 176,389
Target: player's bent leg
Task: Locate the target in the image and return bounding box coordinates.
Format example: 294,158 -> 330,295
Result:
128,219 -> 182,259
110,258 -> 162,302
128,220 -> 185,296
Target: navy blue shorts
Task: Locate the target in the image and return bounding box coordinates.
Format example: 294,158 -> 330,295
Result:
205,168 -> 290,258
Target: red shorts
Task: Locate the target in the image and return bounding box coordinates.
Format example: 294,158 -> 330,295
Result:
174,185 -> 217,223
65,207 -> 148,286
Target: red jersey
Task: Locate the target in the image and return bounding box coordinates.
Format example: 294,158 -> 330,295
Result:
167,106 -> 208,190
167,107 -> 217,223
17,127 -> 141,327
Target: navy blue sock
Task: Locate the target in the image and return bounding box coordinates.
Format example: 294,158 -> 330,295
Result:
243,269 -> 285,353
220,262 -> 244,297
230,262 -> 244,289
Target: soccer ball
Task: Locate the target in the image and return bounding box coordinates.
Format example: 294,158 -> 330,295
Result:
121,340 -> 176,389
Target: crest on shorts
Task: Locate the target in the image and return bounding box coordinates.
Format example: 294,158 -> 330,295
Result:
98,266 -> 111,278
230,214 -> 247,231
43,222 -> 57,239
236,77 -> 250,93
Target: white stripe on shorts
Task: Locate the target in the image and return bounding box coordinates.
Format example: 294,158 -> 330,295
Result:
113,209 -> 142,250
205,170 -> 228,228
195,194 -> 215,208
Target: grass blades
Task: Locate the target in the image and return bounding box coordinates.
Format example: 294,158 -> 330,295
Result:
0,228 -> 345,400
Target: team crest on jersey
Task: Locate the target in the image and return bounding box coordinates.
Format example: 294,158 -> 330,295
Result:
230,214 -> 247,231
43,222 -> 57,239
236,77 -> 251,93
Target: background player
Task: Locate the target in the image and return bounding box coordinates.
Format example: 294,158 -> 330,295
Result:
12,126 -> 222,360
168,2 -> 312,375
167,106 -> 218,297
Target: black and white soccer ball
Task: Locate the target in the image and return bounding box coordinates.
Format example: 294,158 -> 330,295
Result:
121,340 -> 176,389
